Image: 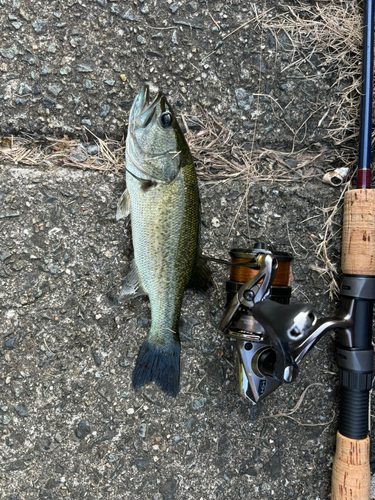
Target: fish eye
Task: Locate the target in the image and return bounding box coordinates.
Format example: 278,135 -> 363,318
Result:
160,112 -> 173,128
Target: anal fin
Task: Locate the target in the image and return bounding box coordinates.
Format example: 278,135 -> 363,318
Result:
119,260 -> 147,303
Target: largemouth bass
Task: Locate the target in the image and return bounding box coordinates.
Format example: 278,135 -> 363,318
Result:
117,85 -> 212,397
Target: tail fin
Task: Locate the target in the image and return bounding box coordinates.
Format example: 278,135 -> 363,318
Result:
132,339 -> 180,397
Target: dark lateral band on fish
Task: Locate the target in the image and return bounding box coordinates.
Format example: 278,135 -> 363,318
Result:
118,85 -> 212,397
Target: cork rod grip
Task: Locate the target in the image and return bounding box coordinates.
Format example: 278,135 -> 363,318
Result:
331,432 -> 370,499
341,189 -> 375,275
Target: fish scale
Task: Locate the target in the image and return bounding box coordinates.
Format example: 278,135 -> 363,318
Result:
117,85 -> 212,397
127,160 -> 198,341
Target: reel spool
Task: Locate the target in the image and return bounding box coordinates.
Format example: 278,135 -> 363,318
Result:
226,243 -> 293,308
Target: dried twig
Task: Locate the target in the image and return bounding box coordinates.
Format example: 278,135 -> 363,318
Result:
221,7 -> 274,41
263,383 -> 335,426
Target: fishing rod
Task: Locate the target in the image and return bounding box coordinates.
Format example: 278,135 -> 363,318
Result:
217,1 -> 374,497
331,0 -> 375,496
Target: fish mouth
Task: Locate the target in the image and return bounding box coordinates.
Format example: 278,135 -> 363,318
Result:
127,86 -> 169,182
127,86 -> 183,183
129,85 -> 164,127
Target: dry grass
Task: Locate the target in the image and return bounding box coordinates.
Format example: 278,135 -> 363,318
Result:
0,132 -> 126,174
0,113 -> 327,183
182,109 -> 328,182
263,2 -> 363,148
308,181 -> 350,299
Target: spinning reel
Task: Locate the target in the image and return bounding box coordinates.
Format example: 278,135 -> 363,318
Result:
219,244 -> 372,406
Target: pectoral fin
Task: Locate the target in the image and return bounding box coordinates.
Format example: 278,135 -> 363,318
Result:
116,189 -> 131,220
119,260 -> 147,303
187,250 -> 213,292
